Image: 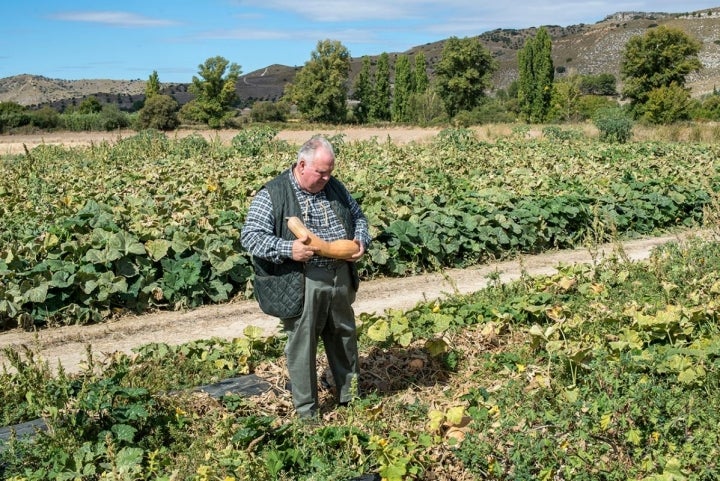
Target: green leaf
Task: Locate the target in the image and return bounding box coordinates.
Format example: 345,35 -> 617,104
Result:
243,325 -> 264,339
114,231 -> 146,256
85,247 -> 120,264
171,231 -> 191,255
112,447 -> 144,474
446,406 -> 465,425
145,239 -> 171,261
367,319 -> 390,342
425,338 -> 449,357
397,331 -> 413,347
124,403 -> 149,421
210,252 -> 242,274
111,423 -> 137,443
431,313 -> 453,333
26,283 -> 49,303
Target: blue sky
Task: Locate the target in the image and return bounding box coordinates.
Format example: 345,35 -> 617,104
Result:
2,1 -> 719,83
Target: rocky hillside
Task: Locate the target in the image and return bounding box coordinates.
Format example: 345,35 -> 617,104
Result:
2,7 -> 719,109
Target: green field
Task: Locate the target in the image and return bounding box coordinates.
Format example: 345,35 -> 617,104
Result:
1,126 -> 717,328
1,126 -> 720,479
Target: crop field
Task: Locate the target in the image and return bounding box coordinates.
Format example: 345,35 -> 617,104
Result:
1,125 -> 720,479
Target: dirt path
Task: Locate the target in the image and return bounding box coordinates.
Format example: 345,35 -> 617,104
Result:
0,126 -> 443,155
0,233 -> 691,374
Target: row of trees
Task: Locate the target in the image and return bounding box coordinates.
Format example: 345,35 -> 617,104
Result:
0,24 -> 712,133
280,24 -> 705,127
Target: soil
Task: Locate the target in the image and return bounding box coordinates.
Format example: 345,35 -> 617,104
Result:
0,128 -> 699,374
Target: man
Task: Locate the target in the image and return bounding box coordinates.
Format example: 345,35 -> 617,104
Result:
241,136 -> 371,419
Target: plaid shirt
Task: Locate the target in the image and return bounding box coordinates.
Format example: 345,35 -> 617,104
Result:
241,169 -> 371,267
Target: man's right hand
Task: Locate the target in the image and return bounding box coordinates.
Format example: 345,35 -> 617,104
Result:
291,235 -> 318,262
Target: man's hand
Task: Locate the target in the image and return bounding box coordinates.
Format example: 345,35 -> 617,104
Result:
349,239 -> 365,262
291,235 -> 318,262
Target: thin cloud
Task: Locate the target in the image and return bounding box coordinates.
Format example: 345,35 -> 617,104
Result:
49,11 -> 180,28
196,28 -> 293,41
196,27 -> 379,44
230,0 -> 700,28
231,0 -> 421,22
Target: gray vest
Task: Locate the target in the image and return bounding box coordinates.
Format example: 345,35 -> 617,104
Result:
251,169 -> 359,319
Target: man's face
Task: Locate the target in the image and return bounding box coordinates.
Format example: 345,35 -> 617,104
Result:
298,148 -> 334,193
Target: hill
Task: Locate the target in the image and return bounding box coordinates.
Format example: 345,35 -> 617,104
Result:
1,8 -> 719,109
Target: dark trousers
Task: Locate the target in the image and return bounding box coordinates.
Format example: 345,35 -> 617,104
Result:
281,261 -> 359,418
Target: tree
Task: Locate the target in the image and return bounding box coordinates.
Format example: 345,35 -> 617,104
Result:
406,90 -> 446,125
414,52 -> 429,93
621,25 -> 702,116
181,56 -> 241,128
352,56 -> 373,123
145,70 -> 161,100
392,54 -> 413,122
78,96 -> 102,114
549,73 -> 582,122
517,27 -> 554,123
434,36 -> 496,118
284,39 -> 351,123
370,52 -> 391,121
138,94 -> 180,130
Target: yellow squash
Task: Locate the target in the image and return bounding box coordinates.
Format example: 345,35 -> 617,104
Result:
286,216 -> 359,260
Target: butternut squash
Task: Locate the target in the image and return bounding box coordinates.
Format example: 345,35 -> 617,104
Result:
286,216 -> 360,260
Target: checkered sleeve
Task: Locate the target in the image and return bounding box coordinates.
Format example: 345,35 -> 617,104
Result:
346,189 -> 372,248
240,189 -> 294,263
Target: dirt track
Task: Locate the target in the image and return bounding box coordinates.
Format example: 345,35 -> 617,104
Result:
0,127 -> 444,155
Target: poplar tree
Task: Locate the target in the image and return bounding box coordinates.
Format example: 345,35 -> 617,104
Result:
145,70 -> 161,99
370,52 -> 391,121
352,56 -> 373,123
414,52 -> 429,93
392,54 -> 413,122
517,27 -> 554,123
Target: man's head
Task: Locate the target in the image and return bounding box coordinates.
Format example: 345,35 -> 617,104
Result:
295,136 -> 335,194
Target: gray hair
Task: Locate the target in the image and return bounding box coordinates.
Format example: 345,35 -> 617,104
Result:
298,136 -> 335,165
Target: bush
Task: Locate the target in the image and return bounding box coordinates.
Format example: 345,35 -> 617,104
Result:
77,96 -> 102,114
137,94 -> 180,131
579,73 -> 617,96
576,95 -> 618,121
0,101 -> 30,132
593,107 -> 633,143
542,125 -> 584,141
694,94 -> 720,121
406,91 -> 447,126
642,84 -> 693,125
98,105 -> 131,130
453,99 -> 517,127
231,126 -> 280,156
59,107 -> 132,131
250,100 -> 290,122
29,107 -> 60,129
